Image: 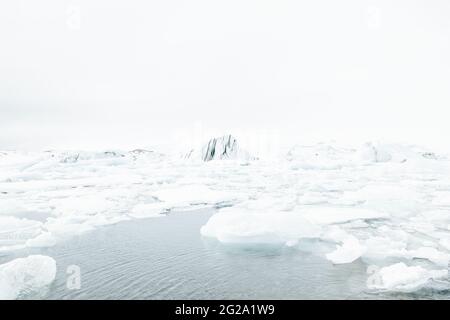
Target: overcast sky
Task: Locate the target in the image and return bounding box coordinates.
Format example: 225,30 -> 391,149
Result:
1,0 -> 450,152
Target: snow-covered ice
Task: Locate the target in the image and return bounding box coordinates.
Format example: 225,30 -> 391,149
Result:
1,141 -> 450,294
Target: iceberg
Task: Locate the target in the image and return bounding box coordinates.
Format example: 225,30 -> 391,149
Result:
186,135 -> 255,162
200,207 -> 322,245
326,236 -> 366,264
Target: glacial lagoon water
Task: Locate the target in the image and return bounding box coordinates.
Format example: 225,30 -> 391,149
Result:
1,209 -> 448,300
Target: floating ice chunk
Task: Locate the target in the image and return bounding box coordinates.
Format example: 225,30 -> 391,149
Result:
367,262 -> 447,291
300,207 -> 389,225
0,255 -> 56,299
326,236 -> 365,264
25,232 -> 57,248
200,208 -> 322,244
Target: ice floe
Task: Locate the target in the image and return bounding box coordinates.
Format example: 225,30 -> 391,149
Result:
186,135 -> 255,162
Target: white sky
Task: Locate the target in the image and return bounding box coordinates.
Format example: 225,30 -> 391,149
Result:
1,0 -> 450,152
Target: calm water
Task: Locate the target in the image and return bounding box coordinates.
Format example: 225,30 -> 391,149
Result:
2,209 -> 447,299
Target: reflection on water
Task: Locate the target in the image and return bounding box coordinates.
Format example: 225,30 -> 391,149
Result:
1,209 -> 446,299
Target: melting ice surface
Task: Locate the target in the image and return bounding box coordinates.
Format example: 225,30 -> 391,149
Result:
1,141 -> 450,298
